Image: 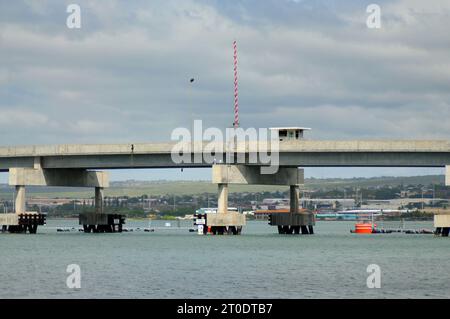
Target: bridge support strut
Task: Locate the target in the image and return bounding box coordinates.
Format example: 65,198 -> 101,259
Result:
14,185 -> 26,214
0,183 -> 46,234
270,184 -> 315,235
80,187 -> 125,233
434,169 -> 450,237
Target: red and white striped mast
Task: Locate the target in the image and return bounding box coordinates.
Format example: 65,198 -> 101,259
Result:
233,40 -> 239,128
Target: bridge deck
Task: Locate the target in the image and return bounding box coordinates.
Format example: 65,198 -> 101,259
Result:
1,140 -> 450,157
0,140 -> 449,170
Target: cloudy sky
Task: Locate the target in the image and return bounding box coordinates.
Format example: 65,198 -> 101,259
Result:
1,0 -> 448,180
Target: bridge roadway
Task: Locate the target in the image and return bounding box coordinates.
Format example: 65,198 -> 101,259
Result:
0,140 -> 450,171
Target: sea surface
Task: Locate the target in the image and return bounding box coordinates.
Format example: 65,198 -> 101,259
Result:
0,219 -> 449,299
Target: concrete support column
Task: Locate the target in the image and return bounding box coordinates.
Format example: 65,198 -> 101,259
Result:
95,187 -> 104,214
33,156 -> 42,169
290,185 -> 299,214
15,185 -> 26,214
217,183 -> 228,214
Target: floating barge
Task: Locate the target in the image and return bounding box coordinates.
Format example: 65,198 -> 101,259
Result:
350,222 -> 434,234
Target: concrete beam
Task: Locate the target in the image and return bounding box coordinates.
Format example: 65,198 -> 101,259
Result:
1,140 -> 450,158
9,168 -> 109,187
79,213 -> 108,225
434,214 -> 450,228
212,164 -> 304,185
206,212 -> 246,227
269,213 -> 315,226
0,213 -> 19,225
33,156 -> 42,169
1,140 -> 450,171
446,165 -> 450,186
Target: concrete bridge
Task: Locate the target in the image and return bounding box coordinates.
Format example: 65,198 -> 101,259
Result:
1,140 -> 450,170
0,138 -> 449,235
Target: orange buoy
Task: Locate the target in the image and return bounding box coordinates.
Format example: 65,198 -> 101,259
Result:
354,223 -> 374,234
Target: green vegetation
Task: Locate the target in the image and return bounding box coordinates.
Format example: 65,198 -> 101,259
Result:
305,175 -> 444,190
1,175 -> 447,220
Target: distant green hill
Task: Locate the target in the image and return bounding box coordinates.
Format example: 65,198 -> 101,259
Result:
305,175 -> 444,189
0,175 -> 444,199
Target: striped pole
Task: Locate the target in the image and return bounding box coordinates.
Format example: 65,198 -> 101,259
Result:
233,40 -> 239,128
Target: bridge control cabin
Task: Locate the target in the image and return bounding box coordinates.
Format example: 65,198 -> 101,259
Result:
270,127 -> 311,142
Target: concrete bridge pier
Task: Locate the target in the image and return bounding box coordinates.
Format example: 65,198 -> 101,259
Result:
0,168 -> 47,233
79,185 -> 124,233
7,185 -> 45,234
271,183 -> 315,235
0,166 -> 124,234
201,181 -> 244,235
434,165 -> 450,236
217,183 -> 228,214
95,187 -> 104,214
290,185 -> 299,213
210,164 -> 315,235
81,185 -> 125,233
212,164 -> 315,235
14,185 -> 26,214
194,180 -> 244,235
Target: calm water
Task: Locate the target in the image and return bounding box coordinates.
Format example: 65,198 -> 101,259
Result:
0,219 -> 449,299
